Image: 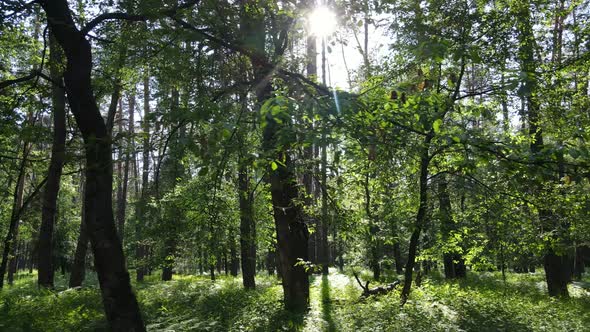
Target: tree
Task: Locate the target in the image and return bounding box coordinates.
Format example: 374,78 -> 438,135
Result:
39,0 -> 145,329
37,30 -> 67,288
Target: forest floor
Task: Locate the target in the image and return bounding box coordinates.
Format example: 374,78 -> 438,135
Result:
0,269 -> 589,331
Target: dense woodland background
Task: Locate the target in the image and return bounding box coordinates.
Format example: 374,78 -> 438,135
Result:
0,0 -> 589,331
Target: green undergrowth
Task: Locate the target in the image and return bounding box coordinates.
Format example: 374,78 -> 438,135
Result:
0,270 -> 588,331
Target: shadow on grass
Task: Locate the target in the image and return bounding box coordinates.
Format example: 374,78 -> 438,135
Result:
265,305 -> 306,331
321,275 -> 337,332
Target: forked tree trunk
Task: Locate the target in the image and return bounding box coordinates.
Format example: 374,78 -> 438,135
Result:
40,1 -> 144,330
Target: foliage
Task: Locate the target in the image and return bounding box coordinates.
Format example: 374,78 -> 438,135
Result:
1,271 -> 588,331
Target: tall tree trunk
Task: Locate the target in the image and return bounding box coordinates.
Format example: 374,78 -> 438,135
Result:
239,158 -> 256,288
319,134 -> 329,275
37,30 -> 67,288
401,133 -> 432,305
116,98 -> 130,242
304,1 -> 318,265
230,232 -> 239,276
0,129 -> 29,288
240,0 -> 309,311
438,175 -> 465,279
40,1 -> 145,329
393,242 -> 403,275
318,8 -> 330,275
364,168 -> 380,280
69,173 -> 88,288
136,71 -> 151,283
515,0 -> 569,298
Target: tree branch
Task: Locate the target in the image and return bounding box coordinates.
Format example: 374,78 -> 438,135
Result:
81,13 -> 147,35
0,72 -> 37,91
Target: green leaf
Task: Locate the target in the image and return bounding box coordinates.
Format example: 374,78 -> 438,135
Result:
568,148 -> 580,159
433,118 -> 443,133
271,161 -> 278,171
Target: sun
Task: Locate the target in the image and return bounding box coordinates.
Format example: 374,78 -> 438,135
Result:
309,6 -> 337,37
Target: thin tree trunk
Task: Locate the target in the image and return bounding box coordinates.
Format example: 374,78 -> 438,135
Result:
0,134 -> 29,288
401,133 -> 432,305
239,158 -> 256,288
37,30 -> 67,288
364,169 -> 380,280
116,97 -> 130,242
230,233 -> 239,276
69,173 -> 88,288
136,71 -> 151,283
304,5 -> 318,265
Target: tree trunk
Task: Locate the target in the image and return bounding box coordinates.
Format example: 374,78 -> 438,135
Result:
0,135 -> 29,288
303,10 -> 317,266
136,71 -> 151,283
37,30 -> 67,288
393,242 -> 403,275
239,160 -> 256,288
116,97 -> 130,243
69,172 -> 88,288
319,142 -> 329,275
401,134 -> 432,305
364,169 -> 380,280
161,238 -> 174,281
240,0 -> 309,311
230,234 -> 239,276
514,0 -> 569,298
438,175 -> 465,279
40,1 -> 145,329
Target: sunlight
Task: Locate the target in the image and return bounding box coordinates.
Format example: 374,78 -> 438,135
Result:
309,6 -> 337,37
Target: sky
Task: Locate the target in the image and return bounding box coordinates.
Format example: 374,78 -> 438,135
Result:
310,6 -> 391,91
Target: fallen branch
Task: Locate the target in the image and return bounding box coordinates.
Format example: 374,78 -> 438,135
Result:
353,271 -> 401,298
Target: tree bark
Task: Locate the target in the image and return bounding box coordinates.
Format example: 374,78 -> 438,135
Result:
239,0 -> 309,311
230,233 -> 239,276
364,169 -> 381,280
0,131 -> 29,288
37,30 -> 67,288
40,1 -> 145,329
438,175 -> 465,279
514,0 -> 569,298
69,174 -> 88,288
239,160 -> 256,289
136,71 -> 151,283
393,242 -> 403,275
401,133 -> 432,305
116,97 -> 130,243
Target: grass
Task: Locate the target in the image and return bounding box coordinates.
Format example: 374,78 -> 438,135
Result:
0,269 -> 588,331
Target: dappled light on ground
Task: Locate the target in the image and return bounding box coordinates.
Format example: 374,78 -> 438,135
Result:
0,270 -> 588,331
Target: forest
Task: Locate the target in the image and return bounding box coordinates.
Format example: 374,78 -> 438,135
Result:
0,0 -> 589,331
